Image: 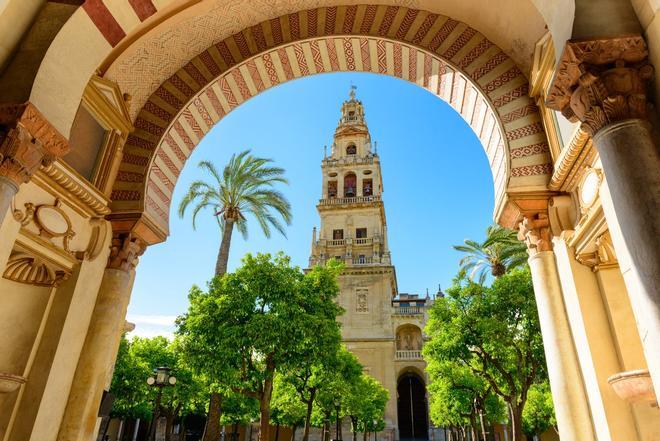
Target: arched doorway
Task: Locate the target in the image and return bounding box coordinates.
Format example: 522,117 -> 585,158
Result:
397,373 -> 428,441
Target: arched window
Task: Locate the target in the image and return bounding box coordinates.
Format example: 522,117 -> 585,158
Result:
346,144 -> 356,155
344,173 -> 356,197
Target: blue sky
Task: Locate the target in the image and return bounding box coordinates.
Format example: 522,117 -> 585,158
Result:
127,72 -> 494,337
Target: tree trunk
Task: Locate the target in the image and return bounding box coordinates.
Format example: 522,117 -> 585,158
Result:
203,392 -> 223,441
469,415 -> 477,441
302,389 -> 316,441
291,424 -> 297,441
350,416 -> 357,441
508,403 -> 524,441
275,424 -> 280,441
260,374 -> 275,441
215,218 -> 235,276
362,430 -> 366,441
165,413 -> 175,441
478,411 -> 487,441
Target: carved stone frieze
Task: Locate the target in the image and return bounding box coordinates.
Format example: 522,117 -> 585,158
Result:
518,213 -> 553,256
37,161 -> 111,217
0,103 -> 69,187
546,36 -> 654,136
108,232 -> 147,271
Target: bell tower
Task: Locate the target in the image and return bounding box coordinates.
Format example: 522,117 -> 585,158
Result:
309,87 -> 399,431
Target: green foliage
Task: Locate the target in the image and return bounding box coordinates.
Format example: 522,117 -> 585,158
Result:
344,373 -> 389,433
271,374 -> 306,427
453,224 -> 528,284
219,391 -> 259,426
522,382 -> 556,437
424,268 -> 547,439
312,347 -> 364,417
178,150 -> 292,238
109,335 -> 206,420
109,335 -> 152,419
176,253 -> 344,441
427,360 -> 505,428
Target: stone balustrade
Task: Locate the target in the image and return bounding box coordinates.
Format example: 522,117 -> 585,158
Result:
393,306 -> 423,315
396,350 -> 423,360
318,195 -> 381,206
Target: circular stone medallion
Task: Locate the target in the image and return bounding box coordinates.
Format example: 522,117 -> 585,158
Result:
36,205 -> 70,236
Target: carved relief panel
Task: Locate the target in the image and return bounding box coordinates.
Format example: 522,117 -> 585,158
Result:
396,325 -> 422,351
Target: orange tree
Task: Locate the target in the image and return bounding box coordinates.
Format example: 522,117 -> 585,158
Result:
176,253 -> 343,441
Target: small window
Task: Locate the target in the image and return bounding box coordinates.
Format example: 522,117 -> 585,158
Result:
346,144 -> 357,155
333,229 -> 344,240
362,179 -> 373,196
356,228 -> 367,238
358,254 -> 366,264
328,181 -> 337,198
344,173 -> 356,197
335,255 -> 343,261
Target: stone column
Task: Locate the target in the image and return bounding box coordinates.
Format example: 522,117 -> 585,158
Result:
0,103 -> 69,225
518,213 -> 596,441
56,233 -> 145,441
547,35 -> 660,393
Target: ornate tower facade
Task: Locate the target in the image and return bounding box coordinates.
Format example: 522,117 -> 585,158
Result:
309,89 -> 430,439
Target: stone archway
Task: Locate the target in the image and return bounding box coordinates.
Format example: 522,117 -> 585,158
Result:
102,5 -> 554,240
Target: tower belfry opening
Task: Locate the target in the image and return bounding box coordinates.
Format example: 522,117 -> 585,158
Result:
309,89 -> 430,440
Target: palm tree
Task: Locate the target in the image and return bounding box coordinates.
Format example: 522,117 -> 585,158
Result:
453,224 -> 528,284
178,149 -> 292,276
178,150 -> 291,441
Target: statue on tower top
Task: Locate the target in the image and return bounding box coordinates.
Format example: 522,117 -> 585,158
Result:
349,84 -> 357,101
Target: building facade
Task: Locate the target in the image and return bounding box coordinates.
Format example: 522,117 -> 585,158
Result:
309,90 -> 431,440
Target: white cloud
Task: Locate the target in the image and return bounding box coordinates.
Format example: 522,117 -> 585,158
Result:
126,314 -> 177,339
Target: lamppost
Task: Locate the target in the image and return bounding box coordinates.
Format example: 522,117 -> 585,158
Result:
146,366 -> 177,441
333,398 -> 342,441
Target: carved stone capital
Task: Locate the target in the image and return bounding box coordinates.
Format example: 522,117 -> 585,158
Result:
517,213 -> 553,256
546,36 -> 654,136
0,102 -> 69,187
107,233 -> 146,271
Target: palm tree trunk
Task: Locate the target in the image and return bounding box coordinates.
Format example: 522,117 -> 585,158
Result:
215,218 -> 235,276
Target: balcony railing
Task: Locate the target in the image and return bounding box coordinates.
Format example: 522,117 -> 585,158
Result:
393,306 -> 423,315
396,350 -> 423,360
354,238 -> 373,245
329,239 -> 346,246
319,195 -> 381,206
352,257 -> 373,265
322,156 -> 375,167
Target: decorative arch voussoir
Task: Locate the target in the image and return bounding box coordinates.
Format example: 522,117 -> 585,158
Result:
110,5 -> 553,235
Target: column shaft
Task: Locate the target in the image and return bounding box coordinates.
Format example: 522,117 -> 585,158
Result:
56,267 -> 134,441
527,251 -> 596,441
0,177 -> 18,227
593,120 -> 660,394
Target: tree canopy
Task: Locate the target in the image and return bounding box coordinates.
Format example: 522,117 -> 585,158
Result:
176,253 -> 344,441
424,268 -> 547,441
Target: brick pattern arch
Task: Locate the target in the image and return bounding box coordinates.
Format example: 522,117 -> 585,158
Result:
109,5 -> 552,236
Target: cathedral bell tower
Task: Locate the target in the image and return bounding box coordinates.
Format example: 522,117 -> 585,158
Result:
308,87 -> 399,432
309,86 -> 392,268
